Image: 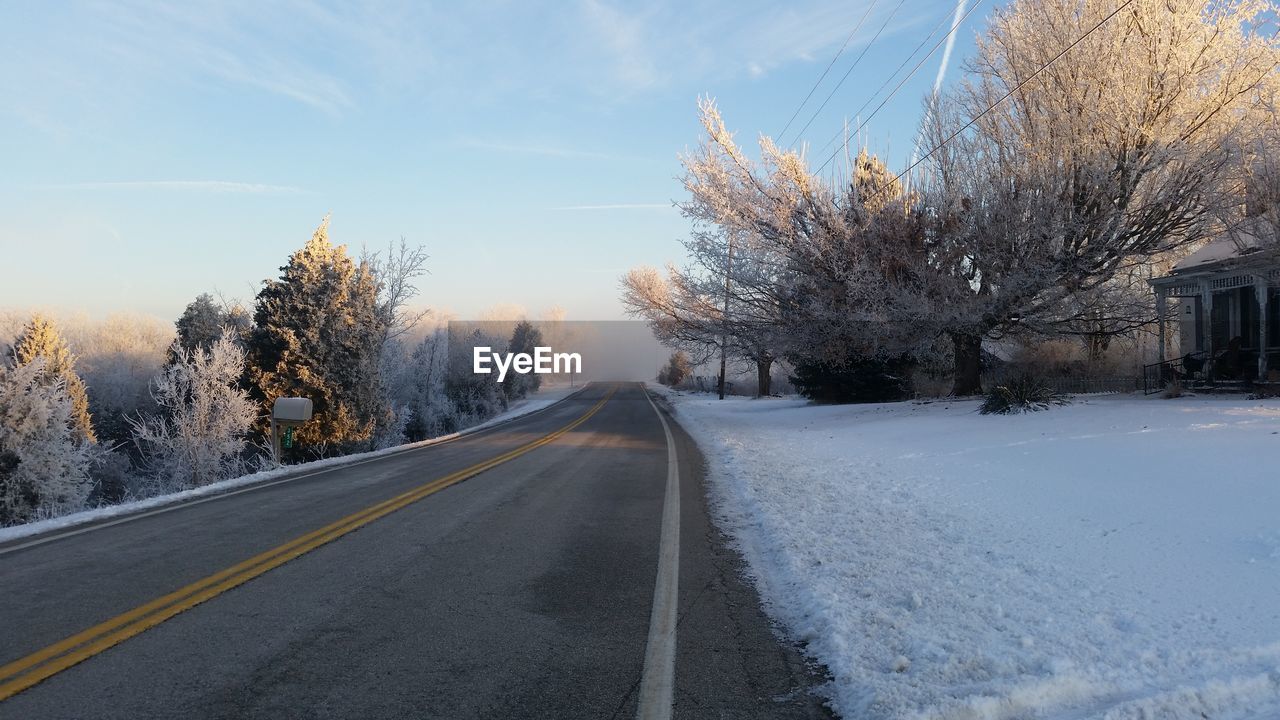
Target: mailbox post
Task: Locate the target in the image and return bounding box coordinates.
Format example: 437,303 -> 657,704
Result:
271,397 -> 313,464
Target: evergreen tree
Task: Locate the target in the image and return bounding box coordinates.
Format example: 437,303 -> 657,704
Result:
174,294 -> 252,361
0,359 -> 94,525
504,320 -> 543,400
174,293 -> 228,356
789,354 -> 914,404
246,216 -> 387,456
13,314 -> 96,443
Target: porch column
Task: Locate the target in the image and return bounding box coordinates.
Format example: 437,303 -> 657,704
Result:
1155,288 -> 1167,365
1200,280 -> 1215,382
1258,275 -> 1270,381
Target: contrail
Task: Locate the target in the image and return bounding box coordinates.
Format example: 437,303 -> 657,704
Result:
931,0 -> 969,97
910,0 -> 969,173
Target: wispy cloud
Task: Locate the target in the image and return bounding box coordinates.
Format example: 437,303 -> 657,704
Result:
460,139 -> 619,161
551,203 -> 672,211
37,180 -> 302,194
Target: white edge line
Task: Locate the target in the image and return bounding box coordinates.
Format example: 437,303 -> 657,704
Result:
0,385 -> 592,557
637,387 -> 681,720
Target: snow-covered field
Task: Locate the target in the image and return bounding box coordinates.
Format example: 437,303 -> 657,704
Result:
0,385 -> 583,545
659,387 -> 1280,720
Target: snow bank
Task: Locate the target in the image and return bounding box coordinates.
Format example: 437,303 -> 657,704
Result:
658,386 -> 1280,719
0,385 -> 584,544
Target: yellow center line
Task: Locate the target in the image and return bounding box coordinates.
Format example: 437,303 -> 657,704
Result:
0,387 -> 615,702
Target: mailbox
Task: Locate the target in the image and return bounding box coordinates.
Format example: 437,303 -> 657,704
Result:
270,397 -> 313,464
272,397 -> 313,423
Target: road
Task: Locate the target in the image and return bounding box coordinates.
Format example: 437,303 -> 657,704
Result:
0,383 -> 831,719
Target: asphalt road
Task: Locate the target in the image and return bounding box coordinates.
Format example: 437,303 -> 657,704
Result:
0,383 -> 831,719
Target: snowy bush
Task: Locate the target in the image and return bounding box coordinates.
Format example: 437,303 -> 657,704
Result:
0,359 -> 95,526
130,332 -> 257,492
979,374 -> 1070,415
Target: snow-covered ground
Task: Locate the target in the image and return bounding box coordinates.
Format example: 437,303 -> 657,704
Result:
658,386 -> 1280,720
0,385 -> 583,544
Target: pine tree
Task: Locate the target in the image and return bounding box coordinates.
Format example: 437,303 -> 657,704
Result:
504,320 -> 544,400
246,216 -> 387,456
0,359 -> 94,525
174,293 -> 229,356
13,314 -> 96,443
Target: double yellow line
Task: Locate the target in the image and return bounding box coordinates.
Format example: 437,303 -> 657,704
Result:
0,388 -> 614,702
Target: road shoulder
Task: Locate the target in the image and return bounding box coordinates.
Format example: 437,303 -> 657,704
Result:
655,394 -> 835,719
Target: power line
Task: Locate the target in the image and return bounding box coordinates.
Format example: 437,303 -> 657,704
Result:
803,5 -> 960,162
785,0 -> 908,148
813,0 -> 987,175
776,0 -> 880,144
873,0 -> 1136,199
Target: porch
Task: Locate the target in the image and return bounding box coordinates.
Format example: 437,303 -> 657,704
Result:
1147,236 -> 1280,393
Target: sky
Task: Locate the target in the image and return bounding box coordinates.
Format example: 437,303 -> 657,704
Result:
0,0 -> 993,323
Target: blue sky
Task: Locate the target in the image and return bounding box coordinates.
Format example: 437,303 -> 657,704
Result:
0,0 -> 991,322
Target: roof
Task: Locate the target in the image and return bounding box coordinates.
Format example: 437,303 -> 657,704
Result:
1171,221 -> 1272,273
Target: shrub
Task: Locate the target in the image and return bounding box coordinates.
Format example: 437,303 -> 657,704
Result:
789,355 -> 913,404
979,374 -> 1070,415
657,352 -> 692,387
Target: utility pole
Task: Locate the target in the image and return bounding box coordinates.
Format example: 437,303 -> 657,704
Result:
719,233 -> 734,400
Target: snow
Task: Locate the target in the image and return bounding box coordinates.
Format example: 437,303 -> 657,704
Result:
1171,225 -> 1269,271
0,384 -> 584,545
656,385 -> 1280,719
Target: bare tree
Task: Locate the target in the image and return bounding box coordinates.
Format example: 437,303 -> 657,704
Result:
364,238 -> 431,342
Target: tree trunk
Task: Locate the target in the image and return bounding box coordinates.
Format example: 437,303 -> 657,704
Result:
951,332 -> 984,396
755,357 -> 773,397
718,343 -> 727,400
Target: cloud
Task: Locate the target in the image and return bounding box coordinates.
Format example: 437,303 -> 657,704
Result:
569,1 -> 925,91
37,180 -> 302,194
458,139 -> 618,161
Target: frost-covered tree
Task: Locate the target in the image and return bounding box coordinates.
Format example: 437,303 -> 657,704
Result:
0,359 -> 94,525
74,313 -> 173,445
621,266 -> 722,367
444,328 -> 507,428
247,216 -> 388,456
912,0 -> 1280,393
13,314 -> 96,443
672,101 -> 923,394
130,331 -> 256,491
673,0 -> 1279,397
362,238 -> 430,449
403,327 -> 457,441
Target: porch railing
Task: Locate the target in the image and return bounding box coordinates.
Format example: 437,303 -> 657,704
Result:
1142,351 -> 1208,395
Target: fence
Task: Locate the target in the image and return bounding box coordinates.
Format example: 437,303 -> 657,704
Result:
982,372 -> 1139,395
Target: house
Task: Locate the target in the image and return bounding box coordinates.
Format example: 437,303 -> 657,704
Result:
1149,224 -> 1280,389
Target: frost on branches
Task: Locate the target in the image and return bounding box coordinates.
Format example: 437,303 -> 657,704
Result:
915,0 -> 1280,392
0,359 -> 94,526
129,331 -> 256,493
650,0 -> 1280,397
